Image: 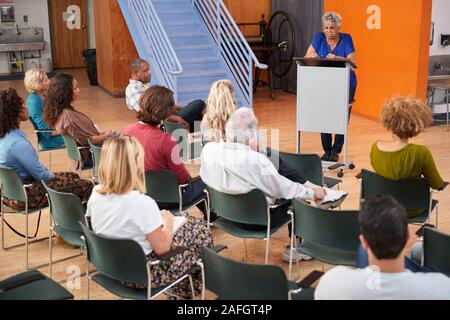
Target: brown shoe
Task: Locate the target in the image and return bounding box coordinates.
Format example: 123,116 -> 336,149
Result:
321,151 -> 331,161
329,151 -> 339,162
54,235 -> 67,245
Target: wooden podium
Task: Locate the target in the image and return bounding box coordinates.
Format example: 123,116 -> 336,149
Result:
294,57 -> 356,177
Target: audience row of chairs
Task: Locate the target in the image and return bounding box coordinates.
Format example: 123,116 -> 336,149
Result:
0,124 -> 448,299
2,182 -> 449,300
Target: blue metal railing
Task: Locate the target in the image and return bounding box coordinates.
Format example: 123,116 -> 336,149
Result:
192,0 -> 267,107
122,0 -> 183,96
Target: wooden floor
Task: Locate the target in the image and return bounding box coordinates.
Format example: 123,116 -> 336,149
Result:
1,68 -> 449,300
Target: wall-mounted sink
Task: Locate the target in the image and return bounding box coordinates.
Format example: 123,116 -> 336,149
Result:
0,27 -> 44,53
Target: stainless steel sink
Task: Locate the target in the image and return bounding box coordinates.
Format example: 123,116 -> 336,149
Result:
0,27 -> 44,53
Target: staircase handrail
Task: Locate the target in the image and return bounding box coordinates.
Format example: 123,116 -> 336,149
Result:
123,0 -> 183,90
192,0 -> 267,107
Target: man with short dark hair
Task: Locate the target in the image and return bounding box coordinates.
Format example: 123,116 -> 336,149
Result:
315,194 -> 450,300
125,58 -> 205,132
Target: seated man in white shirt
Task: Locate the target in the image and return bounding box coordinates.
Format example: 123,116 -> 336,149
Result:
200,108 -> 348,261
125,58 -> 205,132
315,194 -> 450,300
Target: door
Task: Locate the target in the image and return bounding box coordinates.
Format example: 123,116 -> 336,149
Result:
49,0 -> 89,69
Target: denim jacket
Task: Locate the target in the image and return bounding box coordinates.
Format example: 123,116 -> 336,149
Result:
0,129 -> 55,182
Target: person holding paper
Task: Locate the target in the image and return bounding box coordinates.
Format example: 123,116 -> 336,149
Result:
305,11 -> 358,162
87,135 -> 213,299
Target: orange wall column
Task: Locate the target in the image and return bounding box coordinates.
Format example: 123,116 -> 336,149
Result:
324,0 -> 432,120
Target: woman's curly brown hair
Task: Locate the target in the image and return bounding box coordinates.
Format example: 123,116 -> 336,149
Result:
43,73 -> 74,127
137,86 -> 174,126
381,97 -> 432,139
0,88 -> 24,138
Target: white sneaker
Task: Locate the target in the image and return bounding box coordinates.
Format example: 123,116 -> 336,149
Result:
282,247 -> 313,263
319,188 -> 348,209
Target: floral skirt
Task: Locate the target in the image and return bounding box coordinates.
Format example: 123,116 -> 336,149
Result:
123,215 -> 213,299
3,172 -> 94,211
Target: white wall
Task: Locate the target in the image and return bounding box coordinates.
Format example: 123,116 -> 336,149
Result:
0,0 -> 52,74
430,0 -> 450,56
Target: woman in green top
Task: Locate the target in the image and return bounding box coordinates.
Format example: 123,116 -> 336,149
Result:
370,97 -> 445,217
25,69 -> 64,149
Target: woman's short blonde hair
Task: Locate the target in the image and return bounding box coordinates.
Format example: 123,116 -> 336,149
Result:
24,68 -> 46,93
204,80 -> 238,142
381,97 -> 433,139
322,11 -> 342,28
97,136 -> 146,195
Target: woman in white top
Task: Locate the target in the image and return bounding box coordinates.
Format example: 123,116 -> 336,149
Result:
87,135 -> 213,298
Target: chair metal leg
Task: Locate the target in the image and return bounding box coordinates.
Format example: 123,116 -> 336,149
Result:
26,213 -> 29,270
1,207 -> 47,253
264,237 -> 270,264
243,238 -> 248,261
264,214 -> 272,264
1,202 -> 5,250
293,239 -> 301,280
49,224 -> 53,278
2,236 -> 48,251
288,235 -> 294,280
436,205 -> 439,229
23,212 -> 50,271
198,261 -> 206,300
86,259 -> 90,300
3,233 -> 48,248
189,274 -> 195,299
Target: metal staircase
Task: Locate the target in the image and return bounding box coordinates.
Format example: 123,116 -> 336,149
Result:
118,0 -> 266,107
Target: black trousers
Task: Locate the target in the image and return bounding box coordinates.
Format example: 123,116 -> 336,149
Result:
175,99 -> 206,133
237,200 -> 291,233
266,148 -> 307,184
157,179 -> 207,217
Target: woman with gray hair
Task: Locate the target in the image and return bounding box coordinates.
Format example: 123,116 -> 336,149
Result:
305,11 -> 358,163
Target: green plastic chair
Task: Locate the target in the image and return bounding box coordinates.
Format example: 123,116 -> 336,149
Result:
145,170 -> 206,215
29,119 -> 65,170
199,247 -> 314,300
87,139 -> 102,181
423,227 -> 450,276
206,186 -> 291,264
278,151 -> 342,189
0,167 -> 48,270
359,169 -> 439,226
288,199 -> 360,279
61,134 -> 93,177
0,270 -> 73,300
163,120 -> 202,161
42,181 -> 86,278
80,223 -> 194,300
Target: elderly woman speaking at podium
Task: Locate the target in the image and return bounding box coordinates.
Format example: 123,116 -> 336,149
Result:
305,11 -> 357,163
